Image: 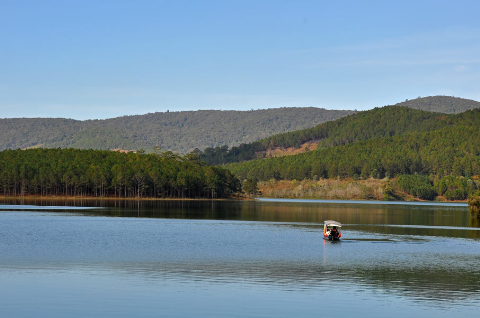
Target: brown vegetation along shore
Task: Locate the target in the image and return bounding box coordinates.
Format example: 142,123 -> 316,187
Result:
257,178 -> 467,202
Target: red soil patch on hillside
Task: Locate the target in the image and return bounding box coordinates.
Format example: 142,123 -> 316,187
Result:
254,140 -> 321,159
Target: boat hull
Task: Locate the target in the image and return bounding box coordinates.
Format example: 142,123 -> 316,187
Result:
323,235 -> 340,241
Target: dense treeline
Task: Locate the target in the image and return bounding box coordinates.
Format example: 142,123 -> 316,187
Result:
226,125 -> 480,183
0,107 -> 353,154
397,174 -> 437,200
0,148 -> 241,198
201,106 -> 480,165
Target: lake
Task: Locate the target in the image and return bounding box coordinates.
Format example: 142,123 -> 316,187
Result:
1,198 -> 480,317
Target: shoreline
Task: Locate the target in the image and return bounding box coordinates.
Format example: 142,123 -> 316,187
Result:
256,195 -> 468,204
0,194 -> 467,204
0,195 -> 251,202
256,197 -> 469,206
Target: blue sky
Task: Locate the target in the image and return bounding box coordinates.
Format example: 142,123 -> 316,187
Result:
1,0 -> 479,119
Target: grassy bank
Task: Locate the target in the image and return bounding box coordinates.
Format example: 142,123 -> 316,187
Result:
257,178 -> 465,202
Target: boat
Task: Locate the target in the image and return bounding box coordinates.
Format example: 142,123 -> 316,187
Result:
323,220 -> 342,241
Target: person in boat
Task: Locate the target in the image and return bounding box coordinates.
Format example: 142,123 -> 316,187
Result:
331,226 -> 338,238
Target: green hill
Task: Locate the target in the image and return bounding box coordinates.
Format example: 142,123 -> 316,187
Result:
0,108 -> 353,153
223,104 -> 480,201
226,115 -> 480,182
200,96 -> 480,165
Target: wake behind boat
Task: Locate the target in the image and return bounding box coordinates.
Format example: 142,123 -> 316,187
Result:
323,220 -> 342,241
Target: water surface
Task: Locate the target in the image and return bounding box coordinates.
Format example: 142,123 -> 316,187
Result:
1,199 -> 479,317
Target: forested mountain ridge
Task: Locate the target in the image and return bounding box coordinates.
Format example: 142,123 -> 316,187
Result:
2,95 -> 477,155
0,108 -> 354,153
200,105 -> 480,165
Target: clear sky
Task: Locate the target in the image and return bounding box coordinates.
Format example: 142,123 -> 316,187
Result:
1,0 -> 479,120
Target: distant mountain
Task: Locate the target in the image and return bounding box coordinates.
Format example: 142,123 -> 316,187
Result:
2,96 -> 477,154
396,96 -> 480,113
0,108 -> 354,153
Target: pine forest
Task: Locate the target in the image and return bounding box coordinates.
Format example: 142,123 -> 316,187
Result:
0,148 -> 241,199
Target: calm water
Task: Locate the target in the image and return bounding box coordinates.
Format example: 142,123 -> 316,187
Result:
1,198 -> 480,317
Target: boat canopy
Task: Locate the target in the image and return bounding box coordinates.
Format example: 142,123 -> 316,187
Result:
324,220 -> 342,227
